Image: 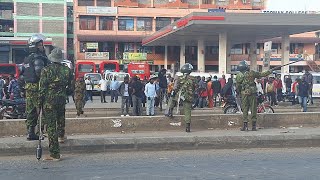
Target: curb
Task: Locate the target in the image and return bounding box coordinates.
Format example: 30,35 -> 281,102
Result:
2,133 -> 320,156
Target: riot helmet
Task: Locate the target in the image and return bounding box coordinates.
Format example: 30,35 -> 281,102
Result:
237,60 -> 249,72
180,63 -> 193,74
28,34 -> 46,52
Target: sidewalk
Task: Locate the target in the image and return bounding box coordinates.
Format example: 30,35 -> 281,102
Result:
2,127 -> 320,156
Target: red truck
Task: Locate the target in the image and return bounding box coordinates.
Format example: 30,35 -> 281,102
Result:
127,62 -> 150,80
75,61 -> 96,79
99,61 -> 120,74
0,64 -> 20,78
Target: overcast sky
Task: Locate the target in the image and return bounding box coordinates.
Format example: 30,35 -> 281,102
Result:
267,0 -> 320,11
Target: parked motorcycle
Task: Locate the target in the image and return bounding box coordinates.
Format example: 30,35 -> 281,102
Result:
0,99 -> 26,119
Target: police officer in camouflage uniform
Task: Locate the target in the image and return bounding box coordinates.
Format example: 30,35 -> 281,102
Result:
22,34 -> 49,141
166,63 -> 197,132
74,77 -> 86,117
39,48 -> 72,161
236,60 -> 272,131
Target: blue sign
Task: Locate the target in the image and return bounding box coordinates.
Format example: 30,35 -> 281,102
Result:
208,9 -> 226,13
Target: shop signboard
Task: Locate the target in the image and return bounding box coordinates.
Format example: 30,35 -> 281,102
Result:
85,52 -> 109,60
87,7 -> 117,14
123,52 -> 147,60
119,59 -> 153,65
261,54 -> 309,61
86,43 -> 98,49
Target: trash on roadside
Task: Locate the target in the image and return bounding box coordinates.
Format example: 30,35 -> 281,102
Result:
170,122 -> 181,126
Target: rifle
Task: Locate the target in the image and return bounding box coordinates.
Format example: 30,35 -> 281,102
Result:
269,60 -> 304,72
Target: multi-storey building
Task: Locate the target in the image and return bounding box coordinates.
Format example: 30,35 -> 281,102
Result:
0,0 -> 69,63
43,1 -> 320,73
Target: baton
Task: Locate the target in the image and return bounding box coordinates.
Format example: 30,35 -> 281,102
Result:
270,60 -> 304,71
176,90 -> 182,114
36,108 -> 43,161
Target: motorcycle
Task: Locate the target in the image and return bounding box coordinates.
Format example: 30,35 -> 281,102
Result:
223,94 -> 275,114
0,99 -> 26,119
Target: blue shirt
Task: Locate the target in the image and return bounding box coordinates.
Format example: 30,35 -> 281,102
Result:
144,82 -> 157,98
110,80 -> 120,90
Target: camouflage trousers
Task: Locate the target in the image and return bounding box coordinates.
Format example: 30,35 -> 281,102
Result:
241,94 -> 257,123
25,85 -> 40,128
43,101 -> 66,158
182,101 -> 192,124
74,97 -> 84,116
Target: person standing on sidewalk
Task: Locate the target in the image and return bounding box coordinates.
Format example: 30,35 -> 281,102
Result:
21,34 -> 49,141
39,48 -> 72,161
99,76 -> 108,103
236,60 -> 271,131
74,77 -> 86,117
85,76 -> 93,102
0,75 -> 4,100
119,76 -> 130,117
110,76 -> 120,103
144,75 -> 158,116
302,70 -> 313,105
274,75 -> 283,102
131,76 -> 144,116
298,76 -> 309,112
158,69 -> 167,111
212,75 -> 221,107
170,63 -> 197,132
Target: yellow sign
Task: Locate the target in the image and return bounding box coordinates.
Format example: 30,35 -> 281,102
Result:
86,43 -> 98,49
123,52 -> 147,60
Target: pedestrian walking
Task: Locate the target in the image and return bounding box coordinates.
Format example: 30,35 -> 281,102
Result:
8,75 -> 23,101
74,77 -> 86,117
0,75 -> 4,100
236,60 -> 271,131
39,48 -> 72,161
21,34 -> 49,141
212,75 -> 221,107
144,75 -> 158,116
119,76 -> 130,117
158,69 -> 168,111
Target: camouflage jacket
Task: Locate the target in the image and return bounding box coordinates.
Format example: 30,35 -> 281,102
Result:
39,63 -> 72,106
74,79 -> 86,100
236,70 -> 271,96
175,75 -> 197,102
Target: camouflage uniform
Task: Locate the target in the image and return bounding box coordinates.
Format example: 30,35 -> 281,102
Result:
39,63 -> 72,159
74,78 -> 86,116
174,74 -> 197,124
236,70 -> 271,125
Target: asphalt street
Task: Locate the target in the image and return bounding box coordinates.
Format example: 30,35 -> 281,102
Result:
0,148 -> 320,180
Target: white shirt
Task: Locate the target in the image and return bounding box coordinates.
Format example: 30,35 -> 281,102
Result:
144,82 -> 157,98
99,79 -> 108,91
256,82 -> 264,94
124,84 -> 129,96
85,79 -> 93,91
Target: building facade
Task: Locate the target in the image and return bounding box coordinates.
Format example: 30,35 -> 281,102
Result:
0,0 -> 69,63
73,0 -> 320,73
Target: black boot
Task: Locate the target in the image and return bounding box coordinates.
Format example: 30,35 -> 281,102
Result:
252,121 -> 257,131
186,123 -> 191,133
240,122 -> 248,131
165,108 -> 173,117
27,126 -> 39,141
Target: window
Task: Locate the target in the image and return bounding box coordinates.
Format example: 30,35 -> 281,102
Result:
67,38 -> 73,50
67,6 -> 73,18
271,43 -> 278,54
231,65 -> 238,72
156,17 -> 171,31
78,0 -> 94,6
79,16 -> 96,30
155,46 -> 165,54
118,17 -> 134,31
136,18 -> 153,31
137,43 -> 153,53
230,44 -> 243,55
97,0 -> 111,6
80,42 -> 96,53
78,64 -> 95,73
99,17 -> 114,30
124,43 -> 134,52
207,46 -> 218,54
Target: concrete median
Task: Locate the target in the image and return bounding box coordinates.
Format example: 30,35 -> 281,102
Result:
1,112 -> 320,137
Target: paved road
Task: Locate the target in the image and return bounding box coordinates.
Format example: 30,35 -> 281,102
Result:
1,148 -> 320,180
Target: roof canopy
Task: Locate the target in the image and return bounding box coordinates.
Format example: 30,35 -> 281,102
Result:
142,12 -> 320,46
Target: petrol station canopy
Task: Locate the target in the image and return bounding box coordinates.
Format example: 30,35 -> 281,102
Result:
142,12 -> 320,46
